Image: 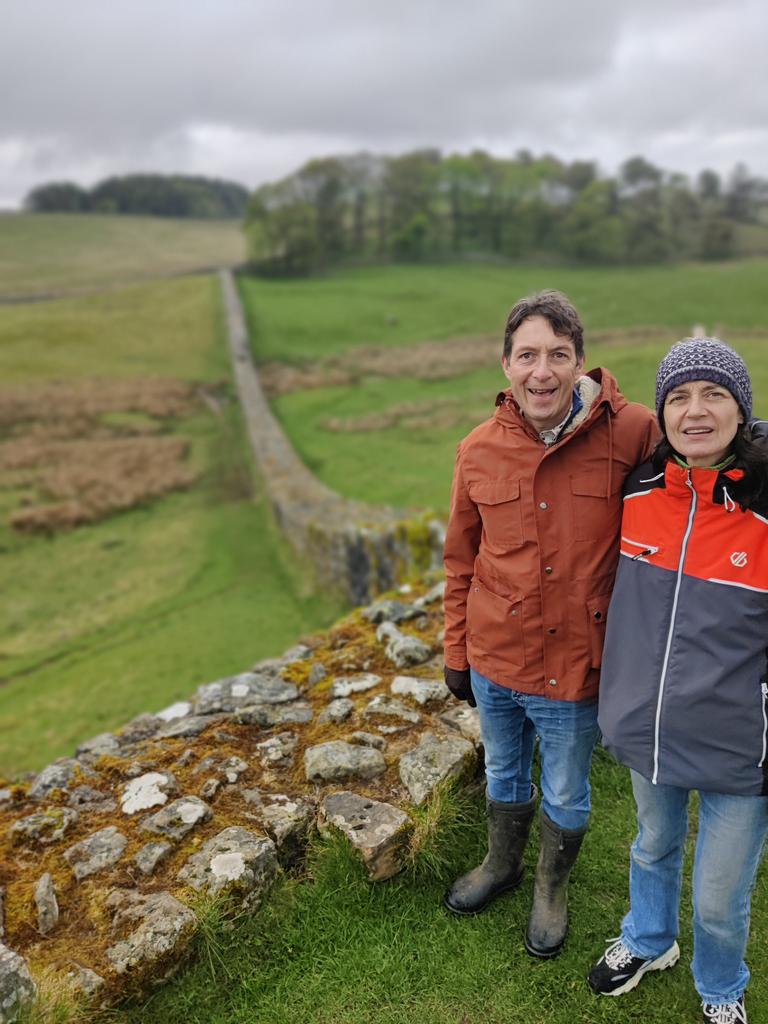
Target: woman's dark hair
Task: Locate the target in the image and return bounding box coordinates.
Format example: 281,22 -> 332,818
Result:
651,423 -> 768,513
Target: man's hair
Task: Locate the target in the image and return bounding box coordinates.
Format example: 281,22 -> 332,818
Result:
502,289 -> 584,362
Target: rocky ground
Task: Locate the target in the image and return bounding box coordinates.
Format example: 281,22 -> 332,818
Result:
0,578 -> 480,1022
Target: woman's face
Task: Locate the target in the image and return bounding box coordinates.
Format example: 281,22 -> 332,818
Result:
663,378 -> 744,467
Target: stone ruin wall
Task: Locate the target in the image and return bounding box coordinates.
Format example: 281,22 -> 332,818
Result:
0,582 -> 481,1022
219,269 -> 445,605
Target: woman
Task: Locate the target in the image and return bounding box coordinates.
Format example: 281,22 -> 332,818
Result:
588,337 -> 768,1024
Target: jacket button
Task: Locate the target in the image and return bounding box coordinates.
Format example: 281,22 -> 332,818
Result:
594,611 -> 602,620
544,566 -> 553,575
548,678 -> 557,687
547,628 -> 557,635
539,501 -> 548,510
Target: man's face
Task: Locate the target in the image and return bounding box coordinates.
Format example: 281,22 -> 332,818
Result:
501,315 -> 584,433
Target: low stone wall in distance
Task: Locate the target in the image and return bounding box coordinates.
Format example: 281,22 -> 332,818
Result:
0,580 -> 481,1020
220,270 -> 444,605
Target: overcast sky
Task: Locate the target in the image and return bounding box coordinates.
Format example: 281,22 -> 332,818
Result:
2,0 -> 767,209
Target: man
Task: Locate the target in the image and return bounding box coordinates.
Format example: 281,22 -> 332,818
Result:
443,289 -> 658,958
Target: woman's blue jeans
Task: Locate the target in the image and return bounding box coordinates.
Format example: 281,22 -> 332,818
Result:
622,770 -> 768,1005
469,668 -> 600,830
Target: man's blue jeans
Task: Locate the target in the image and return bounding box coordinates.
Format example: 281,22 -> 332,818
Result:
622,770 -> 768,1005
470,668 -> 600,831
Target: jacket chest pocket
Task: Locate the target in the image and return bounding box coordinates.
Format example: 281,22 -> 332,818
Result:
469,479 -> 523,549
569,473 -> 620,542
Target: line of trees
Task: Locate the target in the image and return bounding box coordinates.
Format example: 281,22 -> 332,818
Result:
25,174 -> 249,219
245,150 -> 768,274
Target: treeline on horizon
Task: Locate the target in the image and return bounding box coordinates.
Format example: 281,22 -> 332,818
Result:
245,149 -> 768,274
25,174 -> 249,219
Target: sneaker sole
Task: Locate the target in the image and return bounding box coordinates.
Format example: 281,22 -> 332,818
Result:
590,941 -> 680,997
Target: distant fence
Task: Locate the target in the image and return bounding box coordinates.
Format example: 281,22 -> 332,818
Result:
219,270 -> 444,604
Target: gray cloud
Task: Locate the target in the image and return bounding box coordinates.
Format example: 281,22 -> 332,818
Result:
1,0 -> 766,207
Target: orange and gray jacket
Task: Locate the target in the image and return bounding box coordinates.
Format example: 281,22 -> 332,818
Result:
598,451 -> 768,795
443,368 -> 658,702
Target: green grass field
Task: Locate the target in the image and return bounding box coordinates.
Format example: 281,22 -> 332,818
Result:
0,273 -> 343,777
242,261 -> 768,513
0,212 -> 245,297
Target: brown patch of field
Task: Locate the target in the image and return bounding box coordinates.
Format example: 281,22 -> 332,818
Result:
0,378 -> 211,534
321,397 -> 492,434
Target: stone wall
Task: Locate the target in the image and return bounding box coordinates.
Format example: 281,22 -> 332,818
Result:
220,270 -> 444,605
0,582 -> 480,1021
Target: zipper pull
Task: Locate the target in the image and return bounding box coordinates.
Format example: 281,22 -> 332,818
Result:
632,548 -> 653,561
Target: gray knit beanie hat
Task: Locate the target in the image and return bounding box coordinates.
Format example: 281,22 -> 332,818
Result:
655,337 -> 752,426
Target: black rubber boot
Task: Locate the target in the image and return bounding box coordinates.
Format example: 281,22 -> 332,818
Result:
524,811 -> 587,959
444,787 -> 537,915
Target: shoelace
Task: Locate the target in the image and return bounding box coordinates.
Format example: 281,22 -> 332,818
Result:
703,1001 -> 745,1024
604,939 -> 634,970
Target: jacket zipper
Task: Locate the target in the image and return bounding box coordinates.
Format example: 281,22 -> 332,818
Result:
621,536 -> 660,560
652,472 -> 697,785
759,681 -> 768,769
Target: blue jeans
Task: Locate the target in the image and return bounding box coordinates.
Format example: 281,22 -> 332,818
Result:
622,770 -> 768,1005
470,668 -> 600,830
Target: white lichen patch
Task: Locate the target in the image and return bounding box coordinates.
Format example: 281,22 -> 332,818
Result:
179,801 -> 207,825
156,702 -> 192,722
210,852 -> 247,881
121,773 -> 174,815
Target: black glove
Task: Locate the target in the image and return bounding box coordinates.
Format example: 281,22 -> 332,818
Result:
444,666 -> 476,707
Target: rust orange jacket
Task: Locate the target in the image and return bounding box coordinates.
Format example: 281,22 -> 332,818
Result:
443,368 -> 659,701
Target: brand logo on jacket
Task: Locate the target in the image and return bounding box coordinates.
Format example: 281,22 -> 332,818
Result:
730,551 -> 748,567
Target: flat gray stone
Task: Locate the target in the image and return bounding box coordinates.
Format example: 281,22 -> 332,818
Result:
11,807 -> 78,845
307,663 -> 327,686
199,778 -> 221,801
347,731 -> 387,750
177,826 -> 278,904
155,701 -> 192,722
375,623 -> 432,668
363,694 -> 421,725
362,599 -> 427,624
391,675 -> 448,705
304,741 -> 386,783
398,732 -> 477,805
65,963 -> 105,998
255,732 -> 297,768
234,700 -> 313,727
438,705 -> 483,747
140,797 -> 212,840
64,826 -> 128,880
0,943 -> 36,1023
156,714 -> 228,739
330,673 -> 381,698
67,785 -> 117,810
76,732 -> 120,757
29,759 -> 80,799
0,791 -> 10,806
319,791 -> 413,881
194,672 -> 298,715
318,698 -> 355,724
220,756 -> 248,783
116,714 -> 162,746
240,791 -> 315,862
121,772 -> 178,815
105,890 -> 196,979
133,841 -> 172,876
34,873 -> 59,935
